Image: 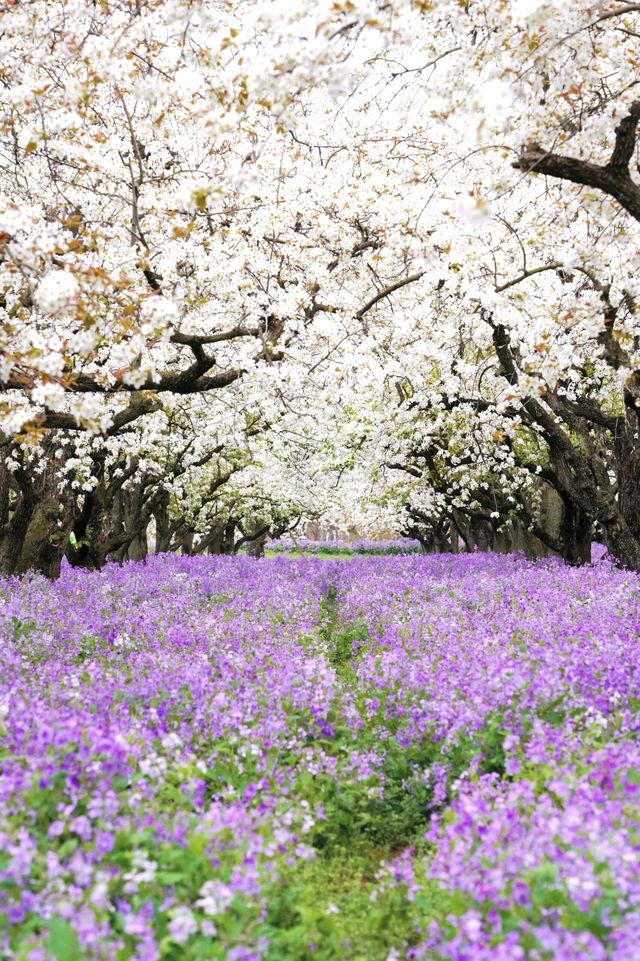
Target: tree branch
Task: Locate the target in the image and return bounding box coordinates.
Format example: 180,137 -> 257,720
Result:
608,100 -> 640,171
233,523 -> 270,552
355,270 -> 425,319
553,4 -> 640,47
589,3 -> 640,25
513,101 -> 640,222
27,394 -> 161,433
489,319 -> 520,386
545,391 -> 625,434
495,263 -> 564,293
170,325 -> 260,348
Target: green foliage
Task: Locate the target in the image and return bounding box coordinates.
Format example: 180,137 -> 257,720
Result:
46,920 -> 82,961
263,853 -> 442,961
11,616 -> 37,641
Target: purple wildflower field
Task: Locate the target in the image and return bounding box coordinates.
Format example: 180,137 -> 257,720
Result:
1,552 -> 639,961
266,538 -> 423,555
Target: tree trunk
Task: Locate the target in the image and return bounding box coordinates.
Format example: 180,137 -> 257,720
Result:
11,443 -> 76,578
120,484 -> 149,561
559,497 -> 592,565
67,482 -> 111,571
616,432 -> 640,545
0,460 -> 10,529
0,484 -> 35,575
598,510 -> 640,571
175,528 -> 195,555
153,491 -> 172,553
246,529 -> 268,558
469,516 -> 494,552
16,501 -> 70,578
195,521 -> 226,555
66,456 -> 112,571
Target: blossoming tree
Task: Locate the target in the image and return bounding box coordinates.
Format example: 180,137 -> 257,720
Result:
2,0 -> 640,573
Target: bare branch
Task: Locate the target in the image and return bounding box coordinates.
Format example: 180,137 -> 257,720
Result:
495,263 -> 564,293
355,270 -> 425,320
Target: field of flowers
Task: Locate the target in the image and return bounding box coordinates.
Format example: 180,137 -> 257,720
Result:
265,538 -> 423,556
1,553 -> 639,961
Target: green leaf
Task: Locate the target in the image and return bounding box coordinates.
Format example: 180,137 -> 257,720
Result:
157,870 -> 186,885
46,919 -> 81,961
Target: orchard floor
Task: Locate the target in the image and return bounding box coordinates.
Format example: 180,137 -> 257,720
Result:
264,549 -> 344,558
1,552 -> 639,961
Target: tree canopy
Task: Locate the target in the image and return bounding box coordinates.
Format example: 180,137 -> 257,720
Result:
1,0 -> 640,573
